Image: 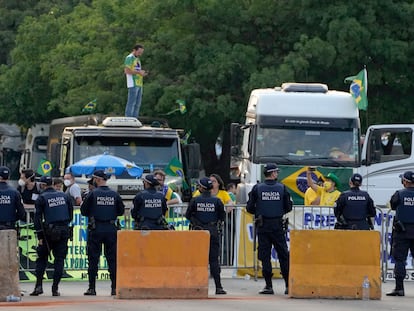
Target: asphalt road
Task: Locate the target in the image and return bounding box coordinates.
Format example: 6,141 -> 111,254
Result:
1,275 -> 413,311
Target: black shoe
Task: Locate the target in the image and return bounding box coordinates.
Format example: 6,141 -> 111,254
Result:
111,288 -> 116,296
84,288 -> 96,296
30,286 -> 43,296
386,289 -> 404,296
52,285 -> 60,296
284,288 -> 288,295
259,286 -> 274,295
215,288 -> 227,295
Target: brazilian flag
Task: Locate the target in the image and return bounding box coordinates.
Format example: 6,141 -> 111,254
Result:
37,159 -> 53,176
165,157 -> 189,189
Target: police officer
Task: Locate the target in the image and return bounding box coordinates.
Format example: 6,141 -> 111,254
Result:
131,174 -> 168,230
185,177 -> 227,295
0,166 -> 26,230
246,163 -> 292,295
81,170 -> 125,296
386,171 -> 414,297
334,173 -> 376,230
30,176 -> 73,297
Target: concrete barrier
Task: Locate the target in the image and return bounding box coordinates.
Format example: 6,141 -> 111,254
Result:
289,230 -> 381,299
116,230 -> 210,299
0,230 -> 20,301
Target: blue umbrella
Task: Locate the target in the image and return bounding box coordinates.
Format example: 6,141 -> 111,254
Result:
70,153 -> 143,177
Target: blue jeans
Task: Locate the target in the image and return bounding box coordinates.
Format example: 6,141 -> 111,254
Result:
125,86 -> 143,118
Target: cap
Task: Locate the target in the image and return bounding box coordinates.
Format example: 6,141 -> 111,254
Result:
399,171 -> 414,183
143,174 -> 160,186
39,175 -> 53,186
0,166 -> 10,179
92,169 -> 108,180
324,172 -> 340,188
350,173 -> 363,184
264,163 -> 279,174
197,177 -> 213,190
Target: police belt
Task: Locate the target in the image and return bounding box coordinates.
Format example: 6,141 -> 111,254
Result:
344,217 -> 365,221
262,216 -> 282,220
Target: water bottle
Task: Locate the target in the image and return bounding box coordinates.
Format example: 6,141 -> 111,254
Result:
149,163 -> 154,173
6,295 -> 21,302
362,276 -> 370,301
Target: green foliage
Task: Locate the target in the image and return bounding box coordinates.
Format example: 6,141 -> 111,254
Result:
1,0 -> 414,175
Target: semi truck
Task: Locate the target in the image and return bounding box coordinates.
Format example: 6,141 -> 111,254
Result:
231,82 -> 413,207
47,115 -> 201,203
0,123 -> 25,180
19,123 -> 50,173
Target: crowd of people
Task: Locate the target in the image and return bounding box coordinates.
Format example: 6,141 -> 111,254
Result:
1,161 -> 413,298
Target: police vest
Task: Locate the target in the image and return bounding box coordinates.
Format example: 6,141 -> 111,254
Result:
342,190 -> 369,220
136,190 -> 164,220
255,183 -> 284,218
0,187 -> 18,222
396,189 -> 414,223
89,188 -> 119,221
193,196 -> 220,224
41,191 -> 70,224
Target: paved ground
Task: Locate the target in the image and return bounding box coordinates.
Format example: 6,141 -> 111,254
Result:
1,275 -> 413,311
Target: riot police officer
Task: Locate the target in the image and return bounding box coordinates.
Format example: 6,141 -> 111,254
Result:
131,174 -> 168,230
334,173 -> 376,230
185,177 -> 227,295
30,176 -> 73,297
246,163 -> 292,295
386,171 -> 414,297
0,166 -> 26,230
81,170 -> 125,296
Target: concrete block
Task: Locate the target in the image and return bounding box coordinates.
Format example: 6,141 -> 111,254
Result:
0,230 -> 20,301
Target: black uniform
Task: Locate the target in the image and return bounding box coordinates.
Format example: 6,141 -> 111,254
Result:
0,181 -> 26,230
334,187 -> 376,230
33,187 -> 73,295
131,187 -> 168,230
389,187 -> 414,294
81,185 -> 125,294
246,179 -> 292,293
186,191 -> 226,291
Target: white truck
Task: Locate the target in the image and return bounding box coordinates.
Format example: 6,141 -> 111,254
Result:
232,82 -> 412,207
19,123 -> 50,172
47,115 -> 201,202
0,123 -> 25,180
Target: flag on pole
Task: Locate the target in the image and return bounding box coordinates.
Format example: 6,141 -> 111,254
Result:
82,99 -> 97,113
176,99 -> 187,114
344,68 -> 368,111
180,130 -> 192,145
37,159 -> 53,176
165,157 -> 189,189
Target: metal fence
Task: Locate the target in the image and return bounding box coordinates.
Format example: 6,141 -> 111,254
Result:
17,204 -> 409,282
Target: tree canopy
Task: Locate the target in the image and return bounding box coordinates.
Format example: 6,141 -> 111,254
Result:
1,0 -> 414,177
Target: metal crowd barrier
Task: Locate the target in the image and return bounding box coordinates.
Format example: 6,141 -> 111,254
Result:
17,204 -> 404,283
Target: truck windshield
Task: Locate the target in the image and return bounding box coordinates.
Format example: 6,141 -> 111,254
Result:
254,127 -> 359,167
73,136 -> 179,172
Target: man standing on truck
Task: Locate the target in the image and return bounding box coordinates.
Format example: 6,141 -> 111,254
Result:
124,44 -> 148,118
306,168 -> 341,206
387,171 -> 414,297
246,163 -> 292,295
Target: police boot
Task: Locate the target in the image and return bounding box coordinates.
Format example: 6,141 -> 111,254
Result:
52,284 -> 60,297
214,276 -> 227,295
386,280 -> 404,296
284,276 -> 289,295
84,288 -> 96,296
30,285 -> 43,296
259,274 -> 274,295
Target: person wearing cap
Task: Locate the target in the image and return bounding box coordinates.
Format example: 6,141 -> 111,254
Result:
153,169 -> 180,205
17,168 -> 41,205
386,171 -> 414,297
63,172 -> 82,206
246,163 -> 292,295
185,177 -> 227,295
334,173 -> 375,230
81,178 -> 95,200
0,166 -> 26,230
306,168 -> 341,206
81,170 -> 125,296
131,174 -> 168,230
30,175 -> 73,297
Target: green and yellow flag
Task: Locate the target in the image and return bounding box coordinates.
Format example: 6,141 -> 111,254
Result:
37,159 -> 53,176
82,99 -> 97,113
165,157 -> 189,189
344,68 -> 368,111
